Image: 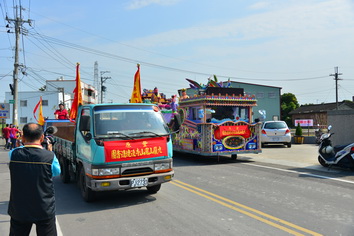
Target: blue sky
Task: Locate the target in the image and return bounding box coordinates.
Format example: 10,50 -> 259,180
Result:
1,0 -> 354,105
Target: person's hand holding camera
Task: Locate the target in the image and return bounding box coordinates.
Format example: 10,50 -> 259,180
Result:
46,137 -> 53,151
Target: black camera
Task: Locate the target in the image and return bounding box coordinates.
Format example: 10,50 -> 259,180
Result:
42,126 -> 57,150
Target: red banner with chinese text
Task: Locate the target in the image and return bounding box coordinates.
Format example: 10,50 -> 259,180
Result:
104,137 -> 168,162
214,125 -> 251,140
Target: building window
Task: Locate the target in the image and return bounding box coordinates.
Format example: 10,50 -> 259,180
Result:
20,117 -> 27,124
42,100 -> 48,106
88,90 -> 95,97
256,92 -> 264,99
268,92 -> 276,99
20,100 -> 27,107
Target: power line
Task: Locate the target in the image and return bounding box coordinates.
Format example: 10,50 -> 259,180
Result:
0,70 -> 12,80
0,1 -> 13,49
26,36 -> 74,70
28,27 -> 74,66
28,10 -> 336,76
25,30 -> 96,78
27,31 -> 331,82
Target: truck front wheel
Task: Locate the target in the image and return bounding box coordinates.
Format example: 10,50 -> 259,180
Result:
79,167 -> 96,202
147,184 -> 161,194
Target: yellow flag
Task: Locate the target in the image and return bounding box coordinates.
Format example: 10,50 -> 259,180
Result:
33,96 -> 45,125
130,64 -> 142,103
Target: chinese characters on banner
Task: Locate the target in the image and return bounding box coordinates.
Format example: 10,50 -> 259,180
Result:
294,119 -> 314,127
104,137 -> 168,162
214,125 -> 251,140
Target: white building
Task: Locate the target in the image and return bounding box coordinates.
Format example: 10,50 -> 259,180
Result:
5,79 -> 97,125
46,79 -> 97,105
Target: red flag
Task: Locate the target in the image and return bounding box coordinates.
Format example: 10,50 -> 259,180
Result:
130,64 -> 142,103
69,63 -> 83,122
33,96 -> 45,125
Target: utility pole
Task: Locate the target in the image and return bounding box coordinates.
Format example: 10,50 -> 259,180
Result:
329,66 -> 342,110
94,61 -> 99,103
6,6 -> 32,125
100,71 -> 111,103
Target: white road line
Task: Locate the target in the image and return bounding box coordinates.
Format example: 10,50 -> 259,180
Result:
56,217 -> 63,236
242,163 -> 354,184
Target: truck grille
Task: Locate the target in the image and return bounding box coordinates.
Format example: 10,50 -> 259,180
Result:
121,167 -> 153,176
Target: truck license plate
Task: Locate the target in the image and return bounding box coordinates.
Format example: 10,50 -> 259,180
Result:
131,178 -> 148,187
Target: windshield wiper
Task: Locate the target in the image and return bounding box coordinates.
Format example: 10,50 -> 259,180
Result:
105,131 -> 134,139
129,131 -> 165,137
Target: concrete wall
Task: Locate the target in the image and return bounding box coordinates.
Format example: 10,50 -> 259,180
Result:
327,110 -> 354,146
291,136 -> 316,144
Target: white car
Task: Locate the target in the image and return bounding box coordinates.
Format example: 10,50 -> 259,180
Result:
261,121 -> 292,148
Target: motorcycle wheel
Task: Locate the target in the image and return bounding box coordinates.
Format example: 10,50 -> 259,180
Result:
318,155 -> 330,167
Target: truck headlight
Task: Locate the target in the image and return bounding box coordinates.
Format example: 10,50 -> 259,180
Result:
154,163 -> 170,171
92,168 -> 120,176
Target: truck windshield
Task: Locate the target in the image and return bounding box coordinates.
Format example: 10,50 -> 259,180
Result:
93,108 -> 170,137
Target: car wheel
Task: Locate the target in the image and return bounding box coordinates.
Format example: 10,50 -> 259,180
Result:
287,142 -> 292,148
231,154 -> 238,160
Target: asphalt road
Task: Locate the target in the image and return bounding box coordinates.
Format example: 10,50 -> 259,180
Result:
1,144 -> 354,235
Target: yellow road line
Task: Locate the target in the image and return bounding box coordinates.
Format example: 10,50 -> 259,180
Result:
171,180 -> 322,236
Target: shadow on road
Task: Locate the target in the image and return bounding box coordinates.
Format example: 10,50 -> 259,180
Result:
289,166 -> 354,180
260,144 -> 290,149
54,178 -> 157,215
172,151 -> 246,167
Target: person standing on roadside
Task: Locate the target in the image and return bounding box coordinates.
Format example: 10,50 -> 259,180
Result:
8,123 -> 61,236
8,124 -> 19,150
2,124 -> 10,150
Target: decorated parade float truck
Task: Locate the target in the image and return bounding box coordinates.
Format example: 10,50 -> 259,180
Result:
45,103 -> 176,202
162,80 -> 262,160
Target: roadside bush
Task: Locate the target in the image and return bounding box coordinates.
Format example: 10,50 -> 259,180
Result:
295,123 -> 303,136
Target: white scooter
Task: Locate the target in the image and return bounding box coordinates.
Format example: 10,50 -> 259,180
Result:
318,125 -> 354,170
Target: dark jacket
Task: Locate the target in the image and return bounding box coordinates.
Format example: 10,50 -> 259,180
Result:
8,146 -> 59,222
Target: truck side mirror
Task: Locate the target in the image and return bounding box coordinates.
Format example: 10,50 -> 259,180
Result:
84,133 -> 92,141
79,116 -> 90,132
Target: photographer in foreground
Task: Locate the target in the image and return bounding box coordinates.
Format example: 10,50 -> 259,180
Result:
8,123 -> 61,236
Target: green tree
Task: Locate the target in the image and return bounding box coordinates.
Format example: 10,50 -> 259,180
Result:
281,93 -> 299,127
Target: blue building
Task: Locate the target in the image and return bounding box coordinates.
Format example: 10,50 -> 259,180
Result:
230,81 -> 281,122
